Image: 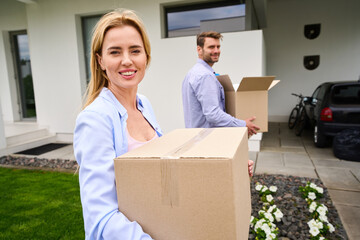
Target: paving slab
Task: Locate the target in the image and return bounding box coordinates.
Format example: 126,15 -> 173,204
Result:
351,168 -> 360,181
280,138 -> 304,148
316,167 -> 360,191
255,166 -> 317,178
333,204 -> 360,240
283,152 -> 314,168
313,158 -> 360,169
306,146 -> 338,159
248,151 -> 257,162
257,152 -> 283,167
328,189 -> 360,207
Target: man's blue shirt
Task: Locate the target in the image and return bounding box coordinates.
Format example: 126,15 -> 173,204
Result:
182,59 -> 246,128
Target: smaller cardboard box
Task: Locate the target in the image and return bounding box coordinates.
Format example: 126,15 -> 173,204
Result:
217,75 -> 280,132
114,128 -> 251,240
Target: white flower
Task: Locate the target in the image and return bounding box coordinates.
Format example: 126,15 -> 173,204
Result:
259,210 -> 265,215
269,233 -> 276,239
320,237 -> 325,240
317,206 -> 327,216
261,186 -> 269,192
308,192 -> 316,200
265,233 -> 276,240
274,209 -> 283,222
255,184 -> 263,191
317,221 -> 324,229
269,186 -> 277,192
321,204 -> 328,211
309,201 -> 317,213
264,212 -> 274,222
310,183 -> 317,189
268,205 -> 276,213
250,216 -> 254,227
309,226 -> 320,236
316,186 -> 324,194
328,223 -> 335,233
261,223 -> 271,235
319,214 -> 328,223
254,219 -> 265,231
266,194 -> 273,202
307,219 -> 317,228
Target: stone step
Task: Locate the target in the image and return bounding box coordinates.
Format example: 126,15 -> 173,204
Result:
1,134 -> 56,156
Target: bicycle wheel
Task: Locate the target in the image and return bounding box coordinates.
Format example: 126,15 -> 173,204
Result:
288,107 -> 299,129
295,108 -> 306,136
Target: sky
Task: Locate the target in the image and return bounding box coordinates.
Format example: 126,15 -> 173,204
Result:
168,4 -> 245,30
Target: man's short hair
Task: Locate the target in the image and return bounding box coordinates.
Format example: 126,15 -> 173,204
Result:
197,31 -> 223,48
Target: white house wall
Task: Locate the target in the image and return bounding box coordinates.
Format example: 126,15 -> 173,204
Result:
265,0 -> 360,122
0,0 -> 265,138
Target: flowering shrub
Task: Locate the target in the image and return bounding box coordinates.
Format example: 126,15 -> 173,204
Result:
299,182 -> 335,240
299,182 -> 324,202
250,184 -> 283,240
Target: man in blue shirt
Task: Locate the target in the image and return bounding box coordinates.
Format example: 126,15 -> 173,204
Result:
182,31 -> 260,136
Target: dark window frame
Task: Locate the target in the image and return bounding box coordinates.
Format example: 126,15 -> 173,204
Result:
162,0 -> 245,38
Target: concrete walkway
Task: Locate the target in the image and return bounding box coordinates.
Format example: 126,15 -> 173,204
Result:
252,122 -> 360,240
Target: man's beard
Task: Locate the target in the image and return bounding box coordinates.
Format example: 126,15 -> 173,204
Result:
203,54 -> 219,65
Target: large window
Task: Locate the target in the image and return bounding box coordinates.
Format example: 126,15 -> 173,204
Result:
81,15 -> 102,82
163,0 -> 246,38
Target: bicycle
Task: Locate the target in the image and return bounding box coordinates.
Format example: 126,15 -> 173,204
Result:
288,93 -> 304,129
288,93 -> 309,136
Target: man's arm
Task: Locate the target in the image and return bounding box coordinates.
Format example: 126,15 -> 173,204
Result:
193,74 -> 246,127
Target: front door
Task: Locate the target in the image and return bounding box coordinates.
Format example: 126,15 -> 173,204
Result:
10,30 -> 36,120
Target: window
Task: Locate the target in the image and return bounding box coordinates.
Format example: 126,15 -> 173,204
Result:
331,84 -> 360,105
163,0 -> 246,38
81,15 -> 102,82
10,30 -> 36,119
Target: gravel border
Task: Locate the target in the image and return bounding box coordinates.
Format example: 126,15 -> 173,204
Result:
0,155 -> 348,240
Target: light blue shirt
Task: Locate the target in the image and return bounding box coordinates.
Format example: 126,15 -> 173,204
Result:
73,87 -> 162,240
182,59 -> 246,128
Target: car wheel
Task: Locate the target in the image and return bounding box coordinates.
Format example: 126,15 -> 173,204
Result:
314,124 -> 327,147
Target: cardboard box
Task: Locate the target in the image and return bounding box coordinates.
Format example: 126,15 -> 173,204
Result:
217,75 -> 280,132
114,128 -> 251,240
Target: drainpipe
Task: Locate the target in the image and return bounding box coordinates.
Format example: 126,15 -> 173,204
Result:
0,100 -> 6,150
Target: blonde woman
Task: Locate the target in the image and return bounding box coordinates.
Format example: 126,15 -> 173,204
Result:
74,9 -> 161,240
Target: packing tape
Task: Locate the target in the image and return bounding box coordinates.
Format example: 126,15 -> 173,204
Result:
160,128 -> 214,206
161,128 -> 214,159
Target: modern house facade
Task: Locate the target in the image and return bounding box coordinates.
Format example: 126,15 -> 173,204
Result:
1,0 -> 359,154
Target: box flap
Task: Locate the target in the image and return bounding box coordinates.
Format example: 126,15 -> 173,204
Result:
268,80 -> 280,90
237,76 -> 276,92
216,75 -> 235,91
116,128 -> 247,160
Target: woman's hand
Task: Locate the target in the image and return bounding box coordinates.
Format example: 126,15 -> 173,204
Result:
248,160 -> 254,177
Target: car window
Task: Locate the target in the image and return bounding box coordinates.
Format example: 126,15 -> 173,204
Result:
331,84 -> 360,105
312,86 -> 321,99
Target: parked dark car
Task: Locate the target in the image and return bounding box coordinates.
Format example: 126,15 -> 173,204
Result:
303,80 -> 360,147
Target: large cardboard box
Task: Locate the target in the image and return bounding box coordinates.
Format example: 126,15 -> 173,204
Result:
217,75 -> 280,132
114,128 -> 251,240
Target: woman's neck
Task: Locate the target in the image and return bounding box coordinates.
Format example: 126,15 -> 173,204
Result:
108,85 -> 138,110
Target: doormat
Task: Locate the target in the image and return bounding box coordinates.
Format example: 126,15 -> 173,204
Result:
15,143 -> 70,156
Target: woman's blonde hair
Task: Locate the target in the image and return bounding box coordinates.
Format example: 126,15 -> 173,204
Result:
83,9 -> 151,108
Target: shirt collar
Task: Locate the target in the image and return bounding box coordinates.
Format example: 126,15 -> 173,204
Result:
197,58 -> 215,74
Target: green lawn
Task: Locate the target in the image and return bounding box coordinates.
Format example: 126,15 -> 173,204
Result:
0,167 -> 84,240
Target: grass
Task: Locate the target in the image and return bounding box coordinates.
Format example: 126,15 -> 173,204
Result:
0,167 -> 84,240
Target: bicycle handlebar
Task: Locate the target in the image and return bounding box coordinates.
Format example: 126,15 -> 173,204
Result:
291,93 -> 303,98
